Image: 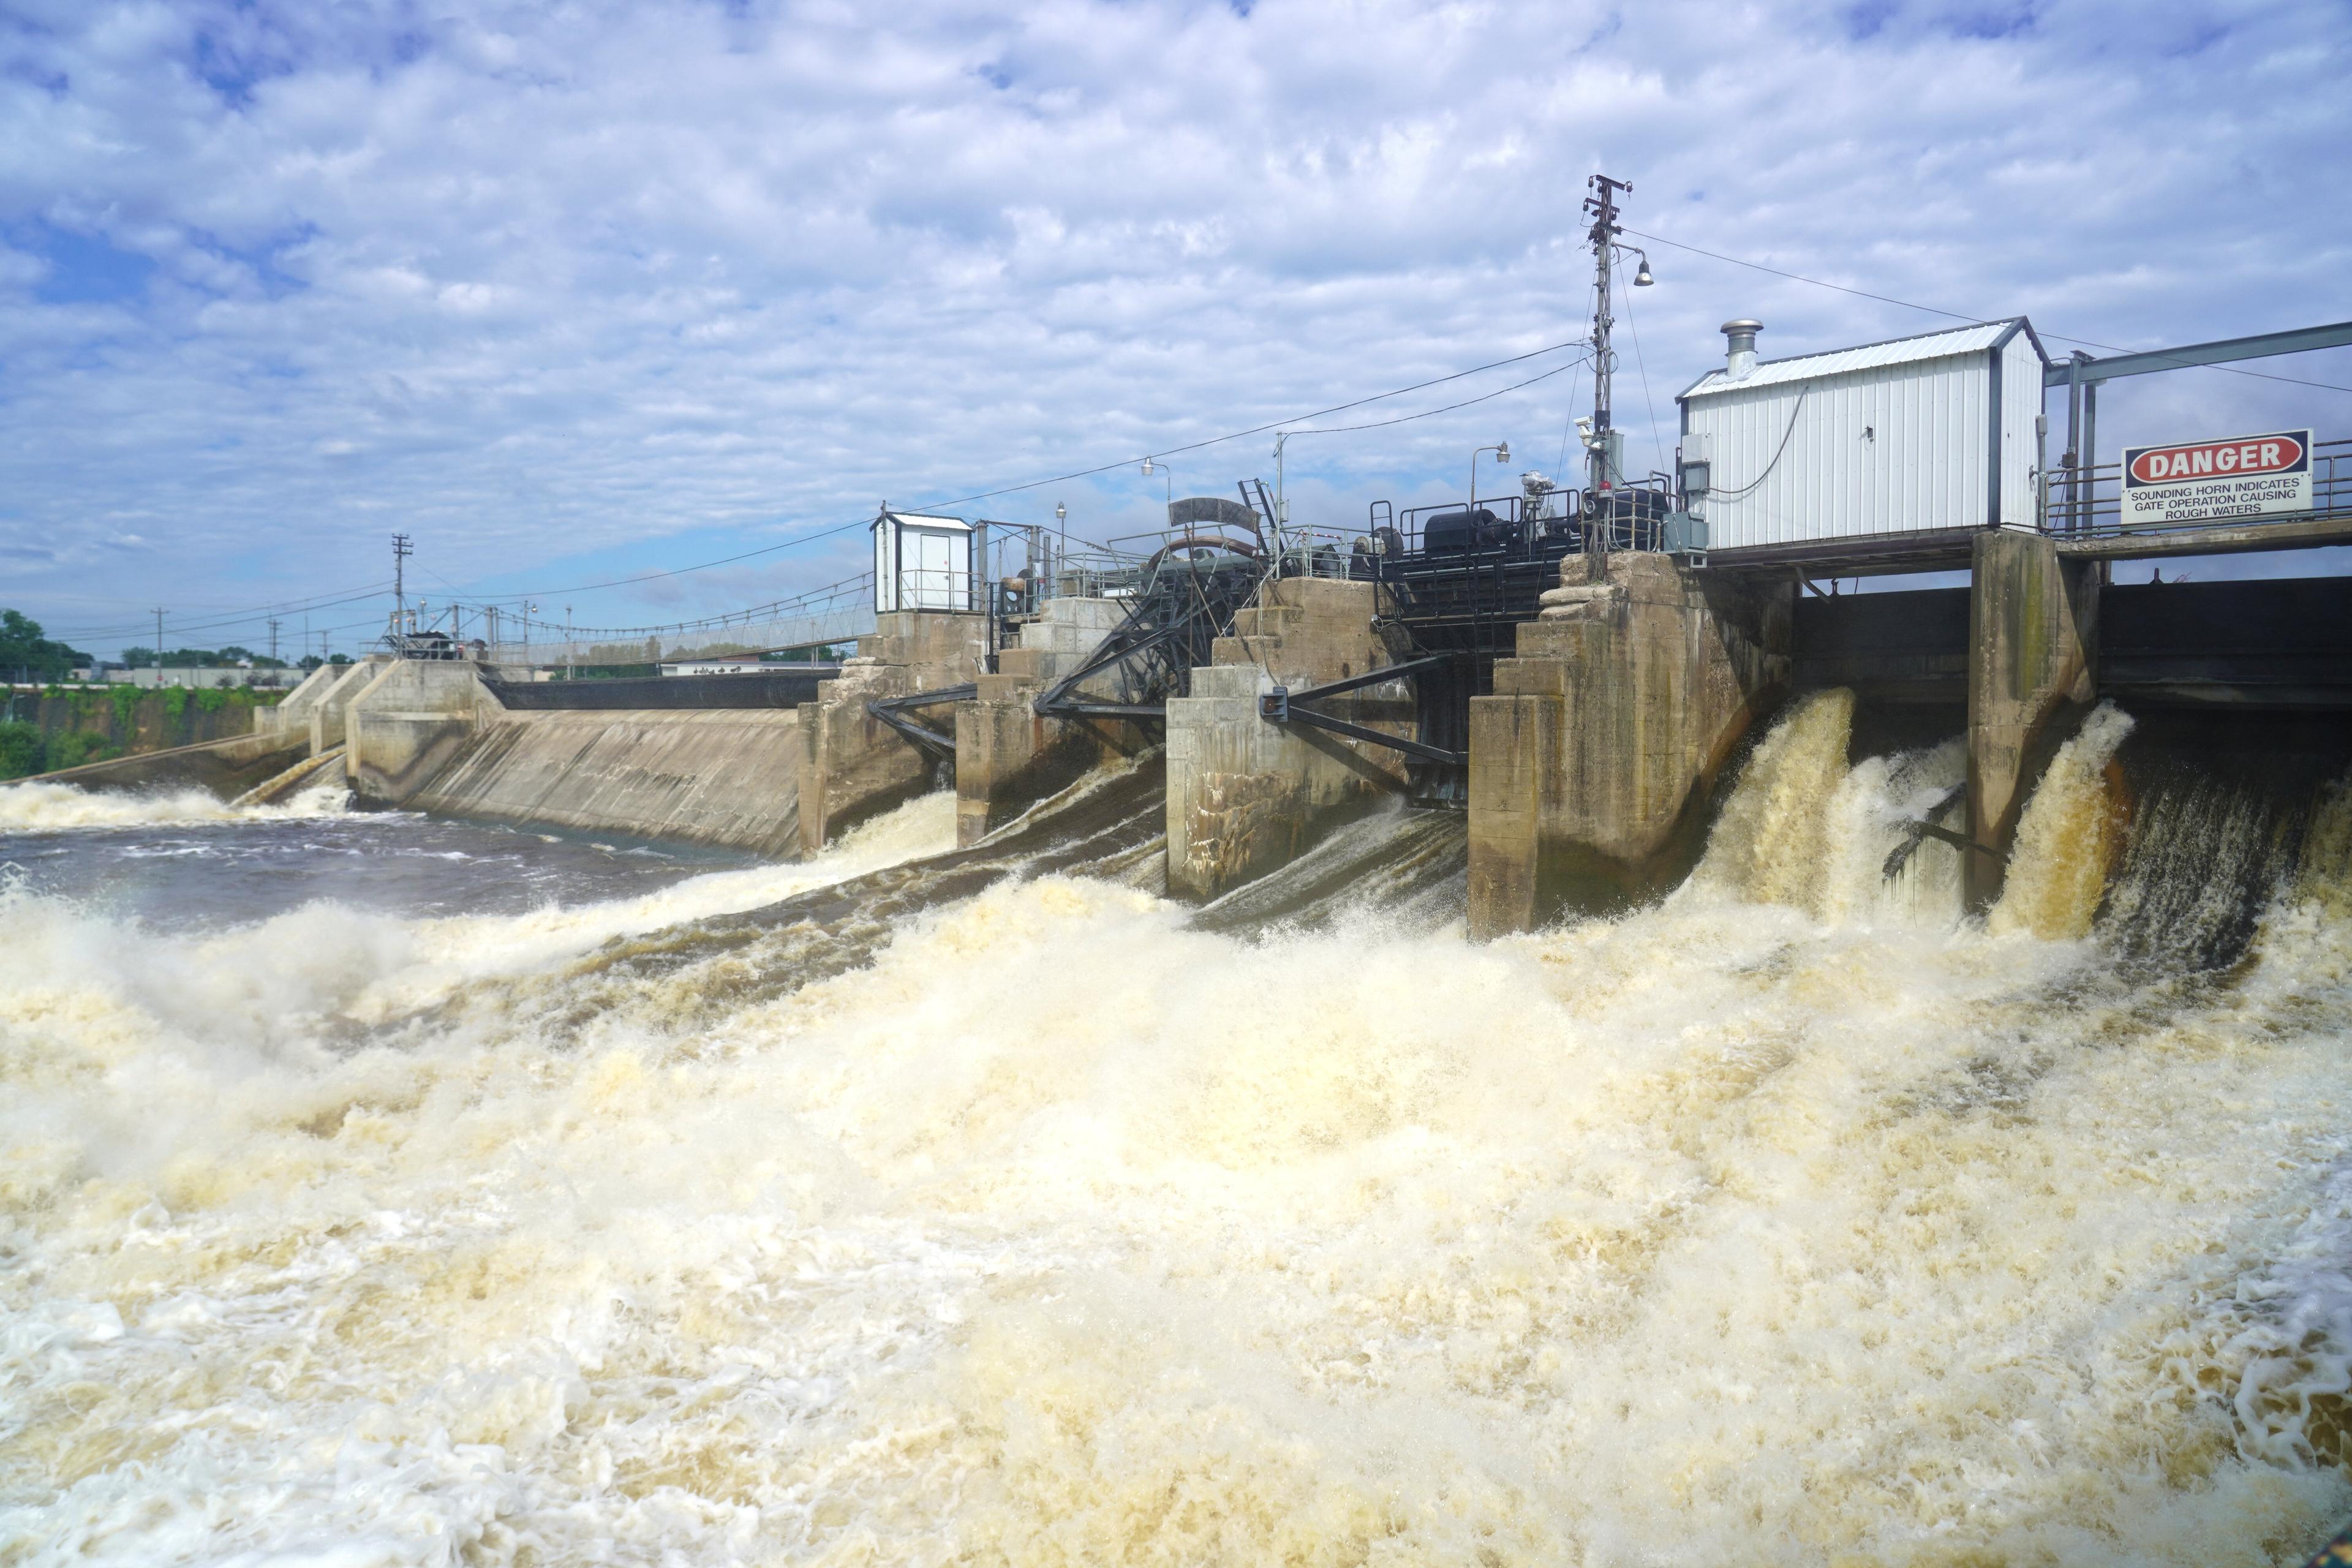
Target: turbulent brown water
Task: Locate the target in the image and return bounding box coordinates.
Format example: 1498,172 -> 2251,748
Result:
4,698 -> 2351,1566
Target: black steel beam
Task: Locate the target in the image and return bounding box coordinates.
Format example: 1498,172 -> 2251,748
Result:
2042,322 -> 2352,388
871,682 -> 976,712
1280,653 -> 1454,706
1046,701 -> 1168,718
865,684 -> 974,756
1277,704 -> 1466,766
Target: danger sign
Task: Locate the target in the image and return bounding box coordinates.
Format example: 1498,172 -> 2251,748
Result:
2121,429 -> 2312,526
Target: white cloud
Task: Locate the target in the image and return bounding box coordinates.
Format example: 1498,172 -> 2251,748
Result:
0,0 -> 2345,654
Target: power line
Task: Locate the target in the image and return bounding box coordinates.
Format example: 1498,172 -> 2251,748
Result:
1620,225 -> 2352,395
1284,356 -> 1586,435
458,337 -> 1592,603
47,581 -> 396,640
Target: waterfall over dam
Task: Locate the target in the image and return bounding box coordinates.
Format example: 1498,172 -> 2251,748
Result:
3,693 -> 2350,1566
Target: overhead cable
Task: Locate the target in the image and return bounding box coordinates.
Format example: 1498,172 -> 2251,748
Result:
1620,225 -> 2352,396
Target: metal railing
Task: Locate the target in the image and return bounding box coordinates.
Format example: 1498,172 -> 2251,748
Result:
2039,437 -> 2351,540
1360,476 -> 1678,569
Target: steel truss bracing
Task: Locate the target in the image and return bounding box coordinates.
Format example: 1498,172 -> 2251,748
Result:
1259,654 -> 1466,766
1032,551 -> 1264,728
865,684 -> 976,761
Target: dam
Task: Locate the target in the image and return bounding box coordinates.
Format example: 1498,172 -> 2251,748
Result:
7,311 -> 2352,1565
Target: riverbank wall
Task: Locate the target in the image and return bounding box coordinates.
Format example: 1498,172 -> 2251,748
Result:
1,683 -> 292,780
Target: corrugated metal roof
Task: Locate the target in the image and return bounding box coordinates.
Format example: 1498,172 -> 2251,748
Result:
880,510 -> 973,531
1683,318 -> 2032,399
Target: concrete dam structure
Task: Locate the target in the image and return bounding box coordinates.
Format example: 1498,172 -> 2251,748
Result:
12,314 -> 2349,968
12,328 -> 2352,1564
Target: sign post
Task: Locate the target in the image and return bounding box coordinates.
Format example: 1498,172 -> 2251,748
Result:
2120,430 -> 2313,529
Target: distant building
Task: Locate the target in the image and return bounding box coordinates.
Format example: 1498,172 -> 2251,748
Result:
107,666 -> 306,690
656,653 -> 839,677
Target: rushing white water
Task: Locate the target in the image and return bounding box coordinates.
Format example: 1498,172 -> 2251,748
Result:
0,777 -> 350,833
4,715 -> 2351,1566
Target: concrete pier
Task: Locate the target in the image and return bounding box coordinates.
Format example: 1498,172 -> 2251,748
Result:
1164,577 -> 1413,900
953,598 -> 1134,846
797,610 -> 986,851
1467,552 -> 1791,936
346,659 -> 489,805
1964,530 -> 2099,908
309,656 -> 394,761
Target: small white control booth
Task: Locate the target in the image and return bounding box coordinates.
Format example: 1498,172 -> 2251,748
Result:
873,510 -> 978,614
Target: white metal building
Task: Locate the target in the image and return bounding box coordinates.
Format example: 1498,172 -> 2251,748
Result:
1677,318 -> 2049,551
872,510 -> 977,614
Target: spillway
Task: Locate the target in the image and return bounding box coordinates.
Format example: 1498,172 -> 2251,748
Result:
3,695 -> 2350,1566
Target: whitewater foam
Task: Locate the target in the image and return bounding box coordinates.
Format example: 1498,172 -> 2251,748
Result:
0,777 -> 350,833
4,718 -> 2350,1566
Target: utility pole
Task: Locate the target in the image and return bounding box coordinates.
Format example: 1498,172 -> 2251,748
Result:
391,533 -> 414,635
565,605 -> 574,680
153,607 -> 165,680
267,618 -> 281,669
1583,173 -> 1632,558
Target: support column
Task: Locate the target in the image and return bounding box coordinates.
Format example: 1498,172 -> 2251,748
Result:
950,605 -> 1145,848
345,660 -> 489,806
1966,530 -> 2099,909
798,611 -> 985,853
1163,577 -> 1411,900
1466,552 -> 1790,935
1466,665 -> 1561,939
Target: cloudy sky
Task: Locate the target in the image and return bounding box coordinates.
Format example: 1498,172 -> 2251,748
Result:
4,0 -> 2349,658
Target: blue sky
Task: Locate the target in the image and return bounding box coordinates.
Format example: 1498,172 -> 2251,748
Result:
2,0 -> 2348,658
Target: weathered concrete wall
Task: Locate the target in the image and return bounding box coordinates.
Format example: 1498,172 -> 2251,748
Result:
1966,529 -> 2099,909
346,660 -> 489,807
24,726 -> 311,799
1210,575 -> 1395,684
1002,597 -> 1128,688
798,613 -> 987,851
411,709 -> 804,855
1468,551 -> 1791,936
861,611 -> 986,691
954,674 -> 1144,847
798,660 -> 929,851
1164,577 -> 1412,900
7,685 -> 288,777
951,599 -> 1145,847
311,656 -> 396,758
254,663 -> 344,737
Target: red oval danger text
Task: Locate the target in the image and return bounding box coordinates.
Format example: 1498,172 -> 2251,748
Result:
2128,434 -> 2307,485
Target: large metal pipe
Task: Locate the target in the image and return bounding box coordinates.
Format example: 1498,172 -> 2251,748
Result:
1143,535 -> 1264,571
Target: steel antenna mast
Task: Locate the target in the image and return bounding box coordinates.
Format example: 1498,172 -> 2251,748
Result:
1583,173 -> 1632,558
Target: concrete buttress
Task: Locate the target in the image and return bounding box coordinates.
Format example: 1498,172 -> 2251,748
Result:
952,599 -> 1143,847
345,660 -> 489,806
1164,577 -> 1412,900
799,611 -> 986,852
1468,552 -> 1790,936
1965,529 -> 2099,909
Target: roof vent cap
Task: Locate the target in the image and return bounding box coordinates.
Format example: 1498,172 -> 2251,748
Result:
1721,319 -> 1762,381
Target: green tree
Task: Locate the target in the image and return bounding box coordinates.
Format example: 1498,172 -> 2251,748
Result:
299,654 -> 325,671
0,720 -> 42,779
0,609 -> 93,681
